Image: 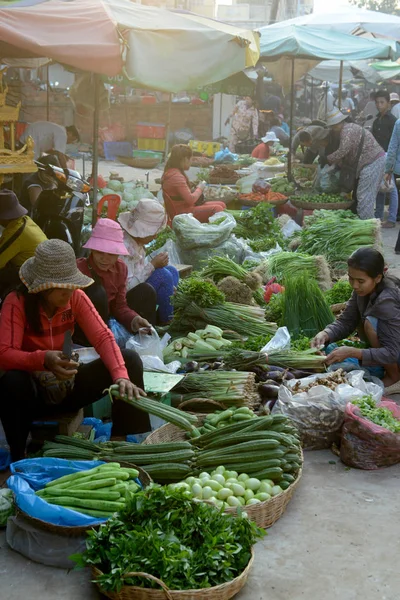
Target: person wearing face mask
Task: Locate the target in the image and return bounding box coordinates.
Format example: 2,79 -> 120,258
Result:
76,218 -> 157,339
225,96 -> 259,152
312,247 -> 400,396
0,239 -> 148,461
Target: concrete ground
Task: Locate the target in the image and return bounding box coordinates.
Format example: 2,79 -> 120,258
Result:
1,450 -> 399,600
1,175 -> 400,598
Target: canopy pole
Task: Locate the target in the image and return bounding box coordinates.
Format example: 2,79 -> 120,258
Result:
288,57 -> 295,181
91,73 -> 100,227
164,93 -> 172,158
46,65 -> 50,121
310,76 -> 314,119
338,61 -> 344,109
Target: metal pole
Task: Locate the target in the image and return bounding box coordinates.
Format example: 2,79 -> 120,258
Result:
46,64 -> 50,121
164,93 -> 172,158
219,93 -> 223,138
91,73 -> 100,226
338,61 -> 344,109
288,57 -> 295,181
310,76 -> 314,119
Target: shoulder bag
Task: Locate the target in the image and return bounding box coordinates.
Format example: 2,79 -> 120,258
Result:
339,130 -> 365,193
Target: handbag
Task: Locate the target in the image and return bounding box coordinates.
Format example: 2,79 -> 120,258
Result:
339,130 -> 365,193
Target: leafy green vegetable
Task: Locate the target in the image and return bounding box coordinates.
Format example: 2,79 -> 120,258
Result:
145,227 -> 176,256
325,281 -> 353,305
73,487 -> 264,593
175,277 -> 225,308
290,335 -> 312,351
283,274 -> 334,339
248,237 -> 277,253
232,334 -> 273,352
232,203 -> 282,242
264,292 -> 284,326
352,395 -> 400,433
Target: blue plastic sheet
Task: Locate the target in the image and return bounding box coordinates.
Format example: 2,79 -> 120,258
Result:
82,417 -> 112,441
8,458 -> 107,527
109,317 -> 131,349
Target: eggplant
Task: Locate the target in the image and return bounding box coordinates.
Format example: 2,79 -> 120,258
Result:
258,383 -> 280,399
266,370 -> 284,382
283,371 -> 295,381
212,361 -> 223,370
185,361 -> 199,373
266,365 -> 286,373
290,369 -> 314,379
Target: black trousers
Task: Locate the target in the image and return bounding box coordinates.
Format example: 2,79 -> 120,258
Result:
74,281 -> 157,346
0,349 -> 149,462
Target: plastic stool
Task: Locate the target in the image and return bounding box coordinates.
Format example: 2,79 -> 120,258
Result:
97,194 -> 121,221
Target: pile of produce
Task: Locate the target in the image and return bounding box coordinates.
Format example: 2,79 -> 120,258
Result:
174,371 -> 259,407
209,165 -> 240,184
171,277 -> 277,338
298,210 -> 381,268
325,280 -> 353,306
248,237 -> 280,253
204,185 -> 237,202
352,395 -> 400,433
170,466 -> 288,509
73,487 -> 263,593
190,156 -> 213,167
228,203 -> 284,246
269,177 -> 295,195
290,369 -> 347,393
282,273 -> 334,339
264,157 -> 283,166
255,251 -> 332,291
264,291 -> 284,325
240,191 -> 288,204
98,180 -> 154,213
36,463 -> 142,518
196,406 -> 257,435
295,192 -> 345,205
201,256 -> 264,305
163,325 -> 232,360
145,227 -> 176,255
293,165 -> 316,186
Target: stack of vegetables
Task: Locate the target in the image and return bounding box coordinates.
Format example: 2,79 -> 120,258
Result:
325,280 -> 353,306
294,192 -> 345,205
170,277 -> 277,338
298,210 -> 381,269
269,177 -> 295,195
255,251 -> 332,292
73,487 -> 264,594
174,371 -> 259,407
163,325 -> 232,360
352,395 -> 400,433
201,256 -> 265,306
196,406 -> 257,435
228,203 -> 284,250
36,463 -> 142,518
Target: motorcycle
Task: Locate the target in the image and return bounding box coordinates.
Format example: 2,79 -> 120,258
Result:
33,161 -> 91,256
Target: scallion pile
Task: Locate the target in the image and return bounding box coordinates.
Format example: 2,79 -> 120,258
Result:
257,251 -> 332,291
175,371 -> 259,406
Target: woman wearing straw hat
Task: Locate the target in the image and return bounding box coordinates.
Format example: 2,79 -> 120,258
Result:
0,239 -> 148,462
119,200 -> 179,325
77,218 -> 157,339
326,108 -> 386,220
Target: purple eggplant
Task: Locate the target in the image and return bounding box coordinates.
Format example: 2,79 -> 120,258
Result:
258,383 -> 280,399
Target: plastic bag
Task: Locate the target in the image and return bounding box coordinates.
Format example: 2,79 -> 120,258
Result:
281,217 -> 302,238
214,148 -> 238,163
148,238 -> 182,266
109,317 -> 132,349
6,514 -> 86,568
81,417 -> 112,441
126,327 -> 163,360
172,212 -> 236,250
272,370 -> 383,450
378,178 -> 395,194
176,235 -> 246,271
315,164 -> 341,194
0,489 -> 14,526
261,327 -> 291,353
8,458 -> 107,526
340,400 -> 400,469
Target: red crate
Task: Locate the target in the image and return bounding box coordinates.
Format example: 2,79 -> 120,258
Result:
137,122 -> 166,139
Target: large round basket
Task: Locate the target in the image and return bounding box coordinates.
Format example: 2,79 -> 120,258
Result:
239,196 -> 288,208
92,548 -> 254,600
143,422 -> 303,529
16,462 -> 151,537
291,198 -> 353,211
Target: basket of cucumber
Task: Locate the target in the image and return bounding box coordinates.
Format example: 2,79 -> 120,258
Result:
92,548 -> 254,600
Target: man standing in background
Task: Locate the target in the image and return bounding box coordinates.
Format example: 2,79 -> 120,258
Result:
19,122 -> 80,167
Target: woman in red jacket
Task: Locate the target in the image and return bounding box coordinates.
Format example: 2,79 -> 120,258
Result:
161,145 -> 226,223
0,239 -> 148,462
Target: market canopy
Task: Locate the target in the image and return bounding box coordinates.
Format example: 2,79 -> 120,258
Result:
264,7 -> 400,41
0,0 -> 259,92
308,60 -> 383,85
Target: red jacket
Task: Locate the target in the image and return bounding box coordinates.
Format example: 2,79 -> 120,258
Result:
0,290 -> 129,381
77,256 -> 137,331
162,168 -> 203,214
251,143 -> 270,160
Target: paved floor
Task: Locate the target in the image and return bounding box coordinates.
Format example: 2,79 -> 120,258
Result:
1,450 -> 399,600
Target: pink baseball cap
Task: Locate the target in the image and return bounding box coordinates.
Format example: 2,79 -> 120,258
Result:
83,218 -> 129,255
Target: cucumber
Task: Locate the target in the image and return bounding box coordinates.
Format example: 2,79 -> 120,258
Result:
40,488 -> 121,501
248,467 -> 283,482
46,497 -> 125,512
56,477 -> 117,491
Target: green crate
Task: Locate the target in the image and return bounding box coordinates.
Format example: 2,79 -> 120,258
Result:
132,150 -> 163,160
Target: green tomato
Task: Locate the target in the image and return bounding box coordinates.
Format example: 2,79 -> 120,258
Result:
227,496 -> 241,507
212,474 -> 226,486
244,489 -> 254,502
246,498 -> 261,506
258,482 -> 273,495
237,473 -> 250,483
213,466 -> 226,476
185,477 -> 197,486
208,480 -> 223,492
225,471 -> 238,479
245,478 -> 261,492
202,486 -> 214,500
191,483 -> 203,499
272,485 -> 283,497
255,492 -> 271,502
217,488 -> 232,501
231,483 -> 246,497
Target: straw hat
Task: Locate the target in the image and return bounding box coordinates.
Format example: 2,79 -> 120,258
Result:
326,108 -> 349,127
83,218 -> 129,255
118,199 -> 167,239
261,131 -> 280,144
20,239 -> 93,294
0,189 -> 27,220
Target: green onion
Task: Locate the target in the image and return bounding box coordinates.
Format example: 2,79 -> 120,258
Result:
283,274 -> 334,339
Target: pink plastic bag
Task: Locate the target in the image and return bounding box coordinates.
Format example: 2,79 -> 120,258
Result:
340,400 -> 400,470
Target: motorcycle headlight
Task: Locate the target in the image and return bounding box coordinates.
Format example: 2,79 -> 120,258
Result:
66,177 -> 86,192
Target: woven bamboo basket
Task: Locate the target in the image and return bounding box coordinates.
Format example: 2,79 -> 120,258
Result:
118,156 -> 161,169
16,462 -> 151,537
291,198 -> 353,211
143,421 -> 303,529
92,548 -> 254,600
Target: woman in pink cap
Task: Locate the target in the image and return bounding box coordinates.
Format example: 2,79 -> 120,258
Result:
119,199 -> 179,325
76,218 -> 157,341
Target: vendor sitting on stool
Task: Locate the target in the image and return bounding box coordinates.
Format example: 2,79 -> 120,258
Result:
312,247 -> 400,396
251,131 -> 279,160
0,239 -> 148,462
119,199 -> 179,325
76,218 -> 157,338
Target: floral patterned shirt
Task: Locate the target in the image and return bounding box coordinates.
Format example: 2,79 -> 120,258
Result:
328,123 -> 384,176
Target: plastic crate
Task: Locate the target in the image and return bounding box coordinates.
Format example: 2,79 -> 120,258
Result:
103,141 -> 133,161
137,122 -> 166,139
138,138 -> 166,151
133,150 -> 164,160
189,140 -> 221,157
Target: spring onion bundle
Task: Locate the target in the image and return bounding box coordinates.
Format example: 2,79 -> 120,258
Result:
283,274 -> 334,339
299,211 -> 381,267
201,256 -> 265,306
176,371 -> 258,407
255,252 -> 332,291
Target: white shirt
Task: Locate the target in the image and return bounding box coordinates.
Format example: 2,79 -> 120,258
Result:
20,121 -> 67,160
122,232 -> 155,292
391,103 -> 400,119
341,97 -> 355,111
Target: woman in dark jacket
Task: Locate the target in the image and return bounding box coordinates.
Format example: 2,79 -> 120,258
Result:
312,247 -> 400,395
